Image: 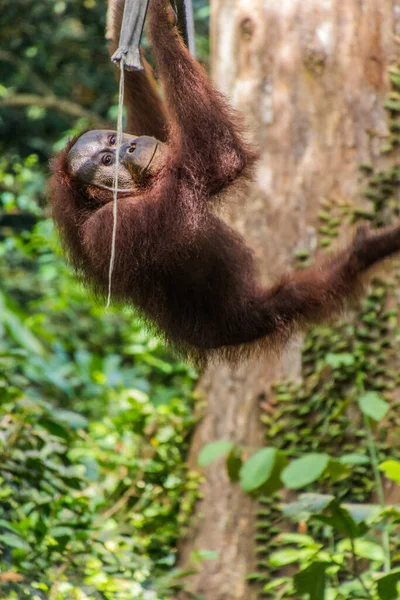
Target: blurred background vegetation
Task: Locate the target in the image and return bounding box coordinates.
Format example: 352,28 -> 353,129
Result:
0,1 -> 209,598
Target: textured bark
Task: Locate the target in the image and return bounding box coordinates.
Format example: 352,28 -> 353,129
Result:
178,2 -> 400,598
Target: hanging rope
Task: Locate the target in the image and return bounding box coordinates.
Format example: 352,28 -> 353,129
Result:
106,57 -> 125,309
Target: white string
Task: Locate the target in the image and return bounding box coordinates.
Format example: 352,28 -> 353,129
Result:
106,57 -> 125,309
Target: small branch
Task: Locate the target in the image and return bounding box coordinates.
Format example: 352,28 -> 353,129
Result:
98,448 -> 158,522
0,94 -> 110,127
99,484 -> 137,522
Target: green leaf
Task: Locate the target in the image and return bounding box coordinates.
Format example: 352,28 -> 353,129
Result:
377,569 -> 400,600
326,353 -> 355,369
269,548 -> 305,567
281,454 -> 330,489
294,562 -> 329,600
354,539 -> 385,564
40,418 -> 70,440
337,539 -> 385,563
379,460 -> 400,483
283,494 -> 333,520
339,453 -> 369,466
390,70 -> 400,89
312,502 -> 368,539
79,456 -> 100,481
325,459 -> 349,481
262,577 -> 290,591
198,441 -> 234,467
358,392 -> 389,422
226,447 -> 242,483
0,520 -> 19,533
259,451 -> 288,495
190,549 -> 219,566
385,100 -> 400,112
4,311 -> 44,355
278,533 -> 316,547
342,503 -> 381,523
239,448 -> 280,492
50,526 -> 74,539
0,533 -> 30,550
52,409 -> 88,430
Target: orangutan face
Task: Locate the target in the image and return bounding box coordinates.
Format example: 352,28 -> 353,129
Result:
68,130 -> 166,192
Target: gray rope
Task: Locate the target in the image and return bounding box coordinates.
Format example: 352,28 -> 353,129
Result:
106,57 -> 125,309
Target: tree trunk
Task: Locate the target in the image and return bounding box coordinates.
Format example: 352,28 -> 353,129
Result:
179,1 -> 400,598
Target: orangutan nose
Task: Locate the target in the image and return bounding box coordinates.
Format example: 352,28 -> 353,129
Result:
120,140 -> 138,157
122,137 -> 157,167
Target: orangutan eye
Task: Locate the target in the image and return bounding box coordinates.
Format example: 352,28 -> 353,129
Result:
109,135 -> 116,145
102,154 -> 113,166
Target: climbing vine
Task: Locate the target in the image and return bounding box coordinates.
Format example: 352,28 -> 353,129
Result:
249,64 -> 400,598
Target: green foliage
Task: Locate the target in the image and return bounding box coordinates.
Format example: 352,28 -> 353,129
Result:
226,446 -> 243,483
240,448 -> 287,494
0,217 -> 200,599
239,448 -> 277,492
198,440 -> 233,467
311,501 -> 369,539
281,454 -> 330,490
358,391 -> 390,422
377,569 -> 400,600
293,562 -> 329,600
379,460 -> 400,483
246,269 -> 400,595
262,496 -> 400,598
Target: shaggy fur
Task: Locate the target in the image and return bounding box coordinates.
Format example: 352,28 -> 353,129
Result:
49,0 -> 400,366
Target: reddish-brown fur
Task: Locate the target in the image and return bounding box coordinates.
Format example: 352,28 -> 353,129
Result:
49,0 -> 400,366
